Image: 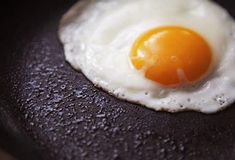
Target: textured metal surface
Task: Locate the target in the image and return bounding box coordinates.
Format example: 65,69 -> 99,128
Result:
0,0 -> 235,160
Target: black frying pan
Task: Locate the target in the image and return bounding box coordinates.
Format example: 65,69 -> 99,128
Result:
0,0 -> 235,160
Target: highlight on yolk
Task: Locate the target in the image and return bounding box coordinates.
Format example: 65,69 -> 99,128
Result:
130,26 -> 213,87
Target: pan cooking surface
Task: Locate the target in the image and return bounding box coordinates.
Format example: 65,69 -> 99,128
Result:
0,0 -> 235,160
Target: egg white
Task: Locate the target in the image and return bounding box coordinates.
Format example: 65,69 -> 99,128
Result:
59,0 -> 235,113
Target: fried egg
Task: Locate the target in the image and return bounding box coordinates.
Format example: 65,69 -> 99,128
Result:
59,0 -> 235,113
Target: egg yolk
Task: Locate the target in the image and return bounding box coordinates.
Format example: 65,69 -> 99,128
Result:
130,26 -> 213,87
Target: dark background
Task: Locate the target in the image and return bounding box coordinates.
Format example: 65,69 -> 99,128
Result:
0,0 -> 235,160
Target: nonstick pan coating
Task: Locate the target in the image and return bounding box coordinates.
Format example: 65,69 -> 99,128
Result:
0,0 -> 235,160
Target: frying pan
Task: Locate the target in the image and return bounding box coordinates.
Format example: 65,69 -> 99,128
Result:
0,0 -> 235,159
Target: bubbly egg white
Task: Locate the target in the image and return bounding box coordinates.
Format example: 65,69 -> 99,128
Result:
59,0 -> 235,113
